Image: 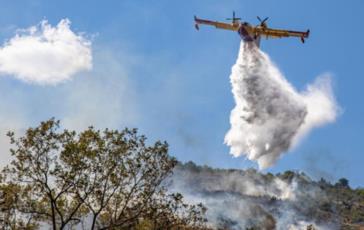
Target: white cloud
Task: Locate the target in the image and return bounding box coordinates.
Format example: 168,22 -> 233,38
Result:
0,19 -> 92,85
0,45 -> 139,167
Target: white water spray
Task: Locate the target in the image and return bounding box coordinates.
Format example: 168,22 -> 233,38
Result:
225,42 -> 338,169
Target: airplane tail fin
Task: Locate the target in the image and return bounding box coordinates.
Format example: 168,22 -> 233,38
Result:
301,29 -> 310,43
194,16 -> 199,30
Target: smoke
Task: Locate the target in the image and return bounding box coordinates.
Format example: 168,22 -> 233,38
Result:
224,42 -> 338,169
0,19 -> 92,85
169,163 -> 338,230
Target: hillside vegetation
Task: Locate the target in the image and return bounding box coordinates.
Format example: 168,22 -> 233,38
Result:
171,162 -> 364,230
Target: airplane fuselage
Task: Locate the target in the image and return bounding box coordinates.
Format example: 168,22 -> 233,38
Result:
238,23 -> 261,46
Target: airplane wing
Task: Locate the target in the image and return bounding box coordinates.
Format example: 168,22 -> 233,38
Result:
194,16 -> 239,31
255,27 -> 310,42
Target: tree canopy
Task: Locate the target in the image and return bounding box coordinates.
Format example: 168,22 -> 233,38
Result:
0,119 -> 207,230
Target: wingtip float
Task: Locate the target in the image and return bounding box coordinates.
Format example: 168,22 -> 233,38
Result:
194,11 -> 310,47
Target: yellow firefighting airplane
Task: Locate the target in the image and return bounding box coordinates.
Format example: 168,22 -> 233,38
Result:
194,12 -> 309,47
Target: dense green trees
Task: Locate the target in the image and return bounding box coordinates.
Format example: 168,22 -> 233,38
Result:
0,119 -> 207,229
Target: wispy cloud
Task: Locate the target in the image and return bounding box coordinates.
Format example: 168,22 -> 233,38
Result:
0,19 -> 92,85
61,47 -> 140,131
0,44 -> 139,167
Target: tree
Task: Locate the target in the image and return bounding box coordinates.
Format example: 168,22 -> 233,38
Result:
0,181 -> 39,229
336,178 -> 350,188
0,119 -> 207,229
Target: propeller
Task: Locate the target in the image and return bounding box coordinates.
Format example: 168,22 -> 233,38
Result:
226,11 -> 241,22
257,16 -> 269,26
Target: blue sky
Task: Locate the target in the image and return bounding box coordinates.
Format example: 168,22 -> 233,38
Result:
0,0 -> 363,187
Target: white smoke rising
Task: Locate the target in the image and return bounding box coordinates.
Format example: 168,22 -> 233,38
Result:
169,163 -> 337,230
0,19 -> 92,85
225,42 -> 338,169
